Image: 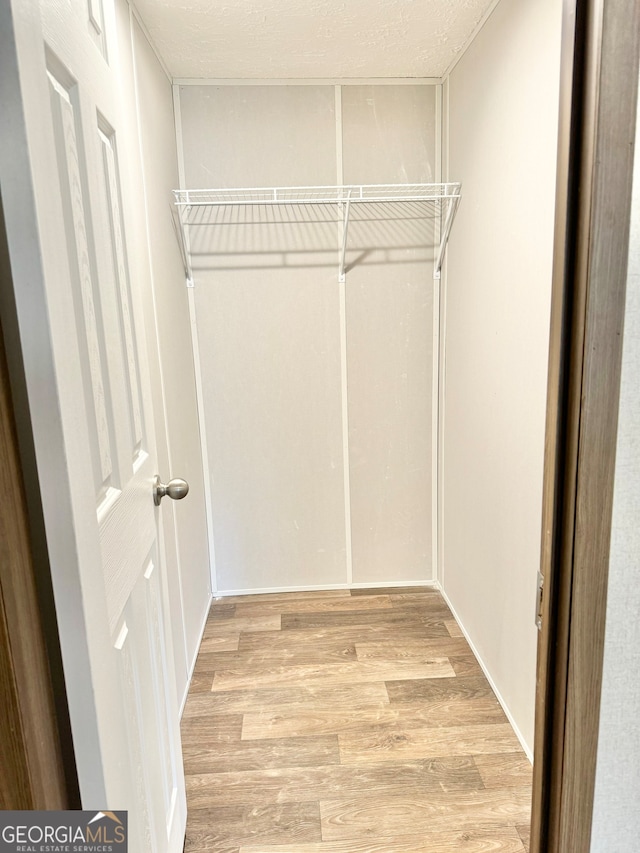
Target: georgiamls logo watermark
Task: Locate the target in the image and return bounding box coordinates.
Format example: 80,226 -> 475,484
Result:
0,811 -> 127,852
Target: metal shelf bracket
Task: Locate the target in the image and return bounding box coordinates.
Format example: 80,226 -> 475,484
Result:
338,190 -> 353,284
434,191 -> 461,281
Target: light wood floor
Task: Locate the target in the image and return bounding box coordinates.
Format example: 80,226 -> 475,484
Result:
181,588 -> 532,853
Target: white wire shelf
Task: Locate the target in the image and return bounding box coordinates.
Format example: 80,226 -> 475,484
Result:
174,183 -> 460,207
172,183 -> 461,285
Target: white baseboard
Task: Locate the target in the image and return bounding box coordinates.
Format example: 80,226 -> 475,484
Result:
350,580 -> 438,590
213,580 -> 438,597
179,591 -> 213,718
436,582 -> 533,763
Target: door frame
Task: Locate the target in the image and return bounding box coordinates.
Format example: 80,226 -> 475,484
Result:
530,0 -> 640,850
0,196 -> 77,810
1,0 -> 639,841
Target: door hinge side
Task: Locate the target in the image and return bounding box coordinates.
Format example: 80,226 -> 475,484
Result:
535,570 -> 544,630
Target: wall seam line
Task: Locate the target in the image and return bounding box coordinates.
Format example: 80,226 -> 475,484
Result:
335,83 -> 353,586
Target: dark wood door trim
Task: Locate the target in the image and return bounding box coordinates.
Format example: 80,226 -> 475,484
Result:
531,1 -> 640,850
0,195 -> 79,808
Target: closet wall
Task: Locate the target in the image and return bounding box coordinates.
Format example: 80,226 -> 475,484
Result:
115,0 -> 212,705
442,0 -> 563,754
177,84 -> 438,593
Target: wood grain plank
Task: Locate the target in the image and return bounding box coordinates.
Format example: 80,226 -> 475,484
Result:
450,654 -> 485,677
239,829 -> 526,852
198,634 -> 241,653
187,672 -> 215,693
182,683 -> 390,717
203,615 -> 282,638
385,675 -> 495,704
233,596 -> 393,616
185,802 -> 321,850
241,697 -> 506,740
185,758 -> 484,809
320,789 -> 532,840
211,658 -> 455,692
389,598 -> 453,617
389,592 -> 449,603
445,619 -> 464,638
194,643 -> 357,672
208,603 -> 237,619
350,586 -> 436,596
517,823 -> 531,852
183,735 -> 340,775
355,638 -> 470,661
281,610 -> 449,633
474,754 -> 533,790
239,623 -> 437,652
180,713 -> 243,745
183,839 -> 240,853
339,723 -> 521,764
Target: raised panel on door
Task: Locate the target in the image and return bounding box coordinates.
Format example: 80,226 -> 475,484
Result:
3,0 -> 187,848
114,550 -> 182,853
46,66 -> 117,503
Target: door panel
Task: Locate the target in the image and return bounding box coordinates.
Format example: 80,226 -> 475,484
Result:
47,68 -> 116,497
116,552 -> 182,852
96,122 -> 145,456
2,0 -> 187,849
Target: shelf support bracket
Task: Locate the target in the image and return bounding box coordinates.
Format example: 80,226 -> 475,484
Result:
434,193 -> 460,280
171,198 -> 195,288
338,191 -> 352,283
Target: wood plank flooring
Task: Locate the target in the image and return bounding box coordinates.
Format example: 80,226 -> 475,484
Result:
182,589 -> 532,853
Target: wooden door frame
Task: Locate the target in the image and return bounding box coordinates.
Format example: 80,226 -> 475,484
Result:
1,0 -> 638,836
531,0 -> 640,851
0,194 -> 79,809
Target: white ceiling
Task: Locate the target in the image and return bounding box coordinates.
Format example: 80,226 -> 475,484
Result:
132,0 -> 498,80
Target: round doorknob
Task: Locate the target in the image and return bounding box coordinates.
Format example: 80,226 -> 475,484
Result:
153,475 -> 189,506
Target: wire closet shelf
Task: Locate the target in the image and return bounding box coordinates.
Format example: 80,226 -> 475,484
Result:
172,182 -> 462,285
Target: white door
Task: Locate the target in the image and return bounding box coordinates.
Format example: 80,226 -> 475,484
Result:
0,1 -> 186,850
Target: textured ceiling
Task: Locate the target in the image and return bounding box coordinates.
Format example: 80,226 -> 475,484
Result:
132,0 -> 498,80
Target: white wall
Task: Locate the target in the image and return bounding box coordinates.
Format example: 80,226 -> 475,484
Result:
343,86 -> 436,585
177,84 -> 437,593
442,0 -> 563,754
116,1 -> 211,704
590,72 -> 640,853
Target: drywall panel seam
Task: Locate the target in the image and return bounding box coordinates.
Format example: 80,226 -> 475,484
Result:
437,582 -> 533,762
431,83 -> 443,583
435,84 -> 443,187
130,9 -> 191,673
335,84 -> 353,585
438,76 -> 450,588
431,280 -> 441,583
335,85 -> 344,188
441,0 -> 503,81
214,581 -> 439,597
127,0 -> 172,82
173,77 -> 444,87
338,276 -> 353,585
173,83 -> 219,594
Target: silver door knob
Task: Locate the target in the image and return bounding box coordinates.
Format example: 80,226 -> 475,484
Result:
153,475 -> 189,506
